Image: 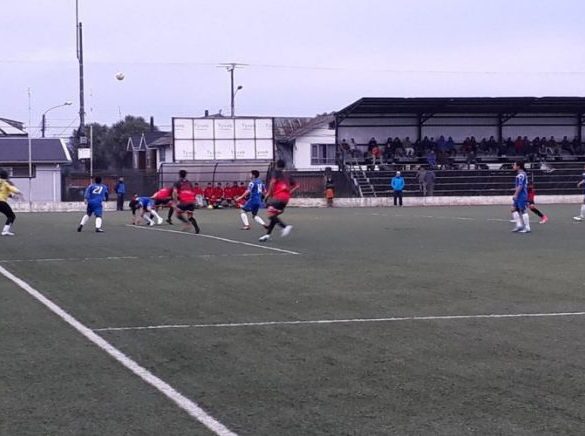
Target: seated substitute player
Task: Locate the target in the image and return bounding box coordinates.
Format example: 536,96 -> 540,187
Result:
527,182 -> 548,224
573,164 -> 585,221
259,160 -> 298,242
134,196 -> 164,226
173,169 -> 200,233
0,169 -> 23,236
152,186 -> 174,224
235,170 -> 267,230
78,176 -> 109,233
511,161 -> 531,233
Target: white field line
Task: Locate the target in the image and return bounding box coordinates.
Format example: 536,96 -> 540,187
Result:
127,224 -> 301,255
0,265 -> 237,436
370,213 -> 516,223
0,252 -> 284,263
94,311 -> 585,332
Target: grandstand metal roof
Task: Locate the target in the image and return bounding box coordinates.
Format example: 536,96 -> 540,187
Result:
0,137 -> 71,163
0,118 -> 26,135
337,97 -> 585,117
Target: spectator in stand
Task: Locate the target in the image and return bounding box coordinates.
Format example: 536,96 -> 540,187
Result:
514,136 -> 524,155
416,166 -> 427,195
340,139 -> 350,165
403,137 -> 414,157
393,137 -> 403,158
414,138 -> 424,157
368,137 -> 381,168
423,168 -> 436,196
426,149 -> 437,169
487,136 -> 498,155
445,136 -> 456,156
436,135 -> 446,154
548,136 -> 559,156
479,138 -> 490,155
560,136 -> 573,155
349,138 -> 359,158
504,137 -> 514,155
573,136 -> 583,155
422,136 -> 431,153
382,139 -> 392,163
390,171 -> 405,206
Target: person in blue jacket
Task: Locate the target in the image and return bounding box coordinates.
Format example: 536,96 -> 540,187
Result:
390,171 -> 405,206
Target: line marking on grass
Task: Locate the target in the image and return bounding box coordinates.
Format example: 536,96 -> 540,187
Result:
94,311 -> 585,332
0,252 -> 284,263
0,256 -> 140,263
0,265 -> 238,436
127,224 -> 301,255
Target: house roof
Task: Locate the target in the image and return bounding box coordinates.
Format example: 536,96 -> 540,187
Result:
337,97 -> 585,117
274,115 -> 335,141
0,118 -> 26,136
0,137 -> 71,163
126,131 -> 171,151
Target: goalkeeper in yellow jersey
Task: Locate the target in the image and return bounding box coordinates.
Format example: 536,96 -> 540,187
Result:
0,169 -> 22,236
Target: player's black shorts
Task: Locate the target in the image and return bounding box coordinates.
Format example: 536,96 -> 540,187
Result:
528,200 -> 535,205
155,198 -> 171,206
267,200 -> 288,215
177,203 -> 195,212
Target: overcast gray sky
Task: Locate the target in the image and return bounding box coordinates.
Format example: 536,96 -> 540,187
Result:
2,0 -> 584,134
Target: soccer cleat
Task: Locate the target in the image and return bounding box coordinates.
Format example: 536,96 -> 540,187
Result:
95,228 -> 104,233
241,225 -> 251,230
573,216 -> 583,222
539,216 -> 548,224
519,228 -> 531,233
1,231 -> 15,236
512,226 -> 524,233
166,218 -> 173,225
148,220 -> 155,226
259,234 -> 270,242
77,225 -> 83,232
281,225 -> 293,237
156,217 -> 164,225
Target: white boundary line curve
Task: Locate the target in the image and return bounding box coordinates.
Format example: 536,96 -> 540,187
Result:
0,265 -> 238,436
127,224 -> 301,255
94,311 -> 585,332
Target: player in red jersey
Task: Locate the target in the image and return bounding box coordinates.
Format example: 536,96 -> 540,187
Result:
259,160 -> 298,242
527,182 -> 548,224
152,186 -> 175,224
172,170 -> 200,233
203,182 -> 214,208
192,182 -> 204,208
213,182 -> 225,208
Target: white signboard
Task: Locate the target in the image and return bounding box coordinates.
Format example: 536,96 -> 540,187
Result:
214,119 -> 235,139
78,148 -> 91,159
174,139 -> 195,160
235,119 -> 255,139
255,139 -> 273,159
173,118 -> 193,139
194,140 -> 215,160
193,119 -> 213,139
235,139 -> 255,159
215,140 -> 235,160
255,119 -> 273,139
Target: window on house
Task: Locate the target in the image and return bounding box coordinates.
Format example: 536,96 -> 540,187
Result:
8,165 -> 35,178
310,144 -> 337,165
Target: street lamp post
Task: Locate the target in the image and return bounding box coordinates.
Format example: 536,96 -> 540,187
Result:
41,102 -> 72,138
219,62 -> 246,117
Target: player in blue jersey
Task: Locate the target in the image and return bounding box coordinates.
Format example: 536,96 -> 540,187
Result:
77,176 -> 109,233
511,161 -> 531,233
133,196 -> 164,226
573,164 -> 585,222
235,170 -> 267,230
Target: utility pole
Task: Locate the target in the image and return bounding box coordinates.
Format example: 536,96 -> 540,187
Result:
76,0 -> 86,145
218,63 -> 246,117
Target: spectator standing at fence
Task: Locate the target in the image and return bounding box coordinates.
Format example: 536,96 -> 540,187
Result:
416,166 -> 427,195
573,164 -> 585,221
325,176 -> 335,207
403,137 -> 414,157
423,168 -> 436,196
368,137 -> 381,168
349,138 -> 359,158
114,177 -> 126,211
426,149 -> 437,169
390,171 -> 405,206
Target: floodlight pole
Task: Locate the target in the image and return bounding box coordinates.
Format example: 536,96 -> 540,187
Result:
76,0 -> 86,144
230,66 -> 235,117
89,124 -> 93,178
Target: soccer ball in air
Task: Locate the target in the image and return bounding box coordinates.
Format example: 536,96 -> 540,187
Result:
115,72 -> 125,81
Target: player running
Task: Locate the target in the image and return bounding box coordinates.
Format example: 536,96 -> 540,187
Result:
0,169 -> 22,236
511,161 -> 531,233
235,170 -> 267,230
527,182 -> 548,224
573,164 -> 585,221
259,160 -> 298,242
78,176 -> 109,233
172,170 -> 200,233
133,196 -> 164,226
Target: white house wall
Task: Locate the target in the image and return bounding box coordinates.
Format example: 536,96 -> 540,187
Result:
14,165 -> 62,202
293,126 -> 336,170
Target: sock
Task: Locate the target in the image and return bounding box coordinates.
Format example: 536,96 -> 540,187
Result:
266,217 -> 278,235
254,215 -> 266,226
522,213 -> 530,231
513,211 -> 522,228
144,215 -> 153,225
189,217 -> 200,232
275,217 -> 286,228
167,207 -> 174,220
3,224 -> 10,233
151,210 -> 162,222
80,215 -> 89,226
177,214 -> 188,223
581,205 -> 585,218
240,212 -> 249,227
531,207 -> 544,218
96,217 -> 102,229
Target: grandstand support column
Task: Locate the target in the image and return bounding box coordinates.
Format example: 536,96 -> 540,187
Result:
578,113 -> 583,145
497,114 -> 503,145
